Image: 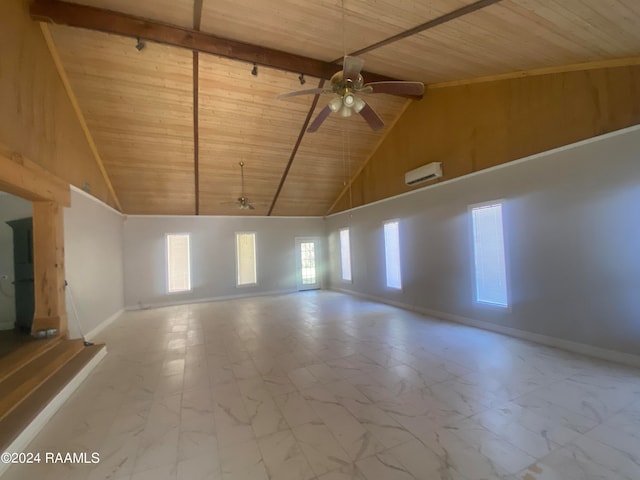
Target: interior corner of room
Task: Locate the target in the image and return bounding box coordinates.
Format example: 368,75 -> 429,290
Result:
1,0 -> 640,477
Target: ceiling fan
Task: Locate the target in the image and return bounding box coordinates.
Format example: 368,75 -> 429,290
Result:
277,55 -> 424,133
223,161 -> 255,210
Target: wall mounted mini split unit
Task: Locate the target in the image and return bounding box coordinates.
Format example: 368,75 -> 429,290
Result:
405,162 -> 443,186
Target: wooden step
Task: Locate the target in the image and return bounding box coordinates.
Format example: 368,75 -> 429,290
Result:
0,343 -> 105,452
0,338 -> 85,422
0,336 -> 63,384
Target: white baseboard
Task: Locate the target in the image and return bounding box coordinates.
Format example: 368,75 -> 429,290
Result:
331,287 -> 640,369
125,289 -> 299,311
84,309 -> 124,341
0,345 -> 107,477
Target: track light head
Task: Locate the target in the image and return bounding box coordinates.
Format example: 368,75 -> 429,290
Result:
298,73 -> 306,85
251,64 -> 258,76
135,37 -> 145,51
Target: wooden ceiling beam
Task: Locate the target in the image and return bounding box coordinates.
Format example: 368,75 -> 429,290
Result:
30,0 -> 402,86
268,80 -> 326,216
0,144 -> 70,206
346,0 -> 503,58
193,0 -> 203,31
192,0 -> 203,215
193,51 -> 199,216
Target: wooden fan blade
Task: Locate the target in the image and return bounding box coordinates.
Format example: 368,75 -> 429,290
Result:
276,88 -> 330,100
307,105 -> 332,133
359,103 -> 384,131
342,56 -> 364,81
364,81 -> 424,99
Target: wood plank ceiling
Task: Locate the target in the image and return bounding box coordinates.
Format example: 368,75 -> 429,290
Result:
37,0 -> 640,216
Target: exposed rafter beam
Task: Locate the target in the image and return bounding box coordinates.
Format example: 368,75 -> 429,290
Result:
193,51 -> 200,216
193,0 -> 203,31
30,0 -> 409,89
346,0 -> 503,58
268,80 -> 326,216
192,0 -> 203,215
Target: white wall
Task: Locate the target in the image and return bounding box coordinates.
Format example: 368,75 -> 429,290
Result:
123,215 -> 325,309
64,188 -> 125,338
0,193 -> 32,330
327,126 -> 640,357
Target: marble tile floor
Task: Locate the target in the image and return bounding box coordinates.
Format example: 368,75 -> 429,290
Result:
2,291 -> 639,480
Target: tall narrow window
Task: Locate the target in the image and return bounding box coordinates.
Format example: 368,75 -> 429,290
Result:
236,232 -> 257,286
384,221 -> 402,289
471,202 -> 508,307
339,228 -> 352,282
166,233 -> 191,293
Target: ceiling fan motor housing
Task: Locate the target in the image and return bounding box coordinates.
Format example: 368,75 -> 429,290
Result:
330,71 -> 365,92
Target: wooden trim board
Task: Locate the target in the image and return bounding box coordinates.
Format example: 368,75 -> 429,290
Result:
39,23 -> 122,211
428,56 -> 640,89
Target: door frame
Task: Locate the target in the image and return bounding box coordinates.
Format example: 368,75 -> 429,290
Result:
295,236 -> 322,291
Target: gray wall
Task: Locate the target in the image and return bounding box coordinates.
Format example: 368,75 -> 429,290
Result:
123,215 -> 325,309
327,126 -> 640,356
64,188 -> 125,338
0,193 -> 32,330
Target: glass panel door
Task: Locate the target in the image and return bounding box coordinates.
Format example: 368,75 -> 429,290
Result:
295,237 -> 320,290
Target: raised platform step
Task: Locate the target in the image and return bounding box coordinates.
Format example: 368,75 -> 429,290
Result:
0,338 -> 85,422
0,336 -> 62,384
0,343 -> 105,454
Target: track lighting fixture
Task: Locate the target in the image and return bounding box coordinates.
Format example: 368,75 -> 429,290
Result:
135,37 -> 145,51
298,73 -> 306,85
251,63 -> 258,76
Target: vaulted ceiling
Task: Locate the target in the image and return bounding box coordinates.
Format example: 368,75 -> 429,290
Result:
31,0 -> 640,216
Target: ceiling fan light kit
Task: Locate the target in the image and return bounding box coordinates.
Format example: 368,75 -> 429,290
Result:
328,96 -> 343,112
